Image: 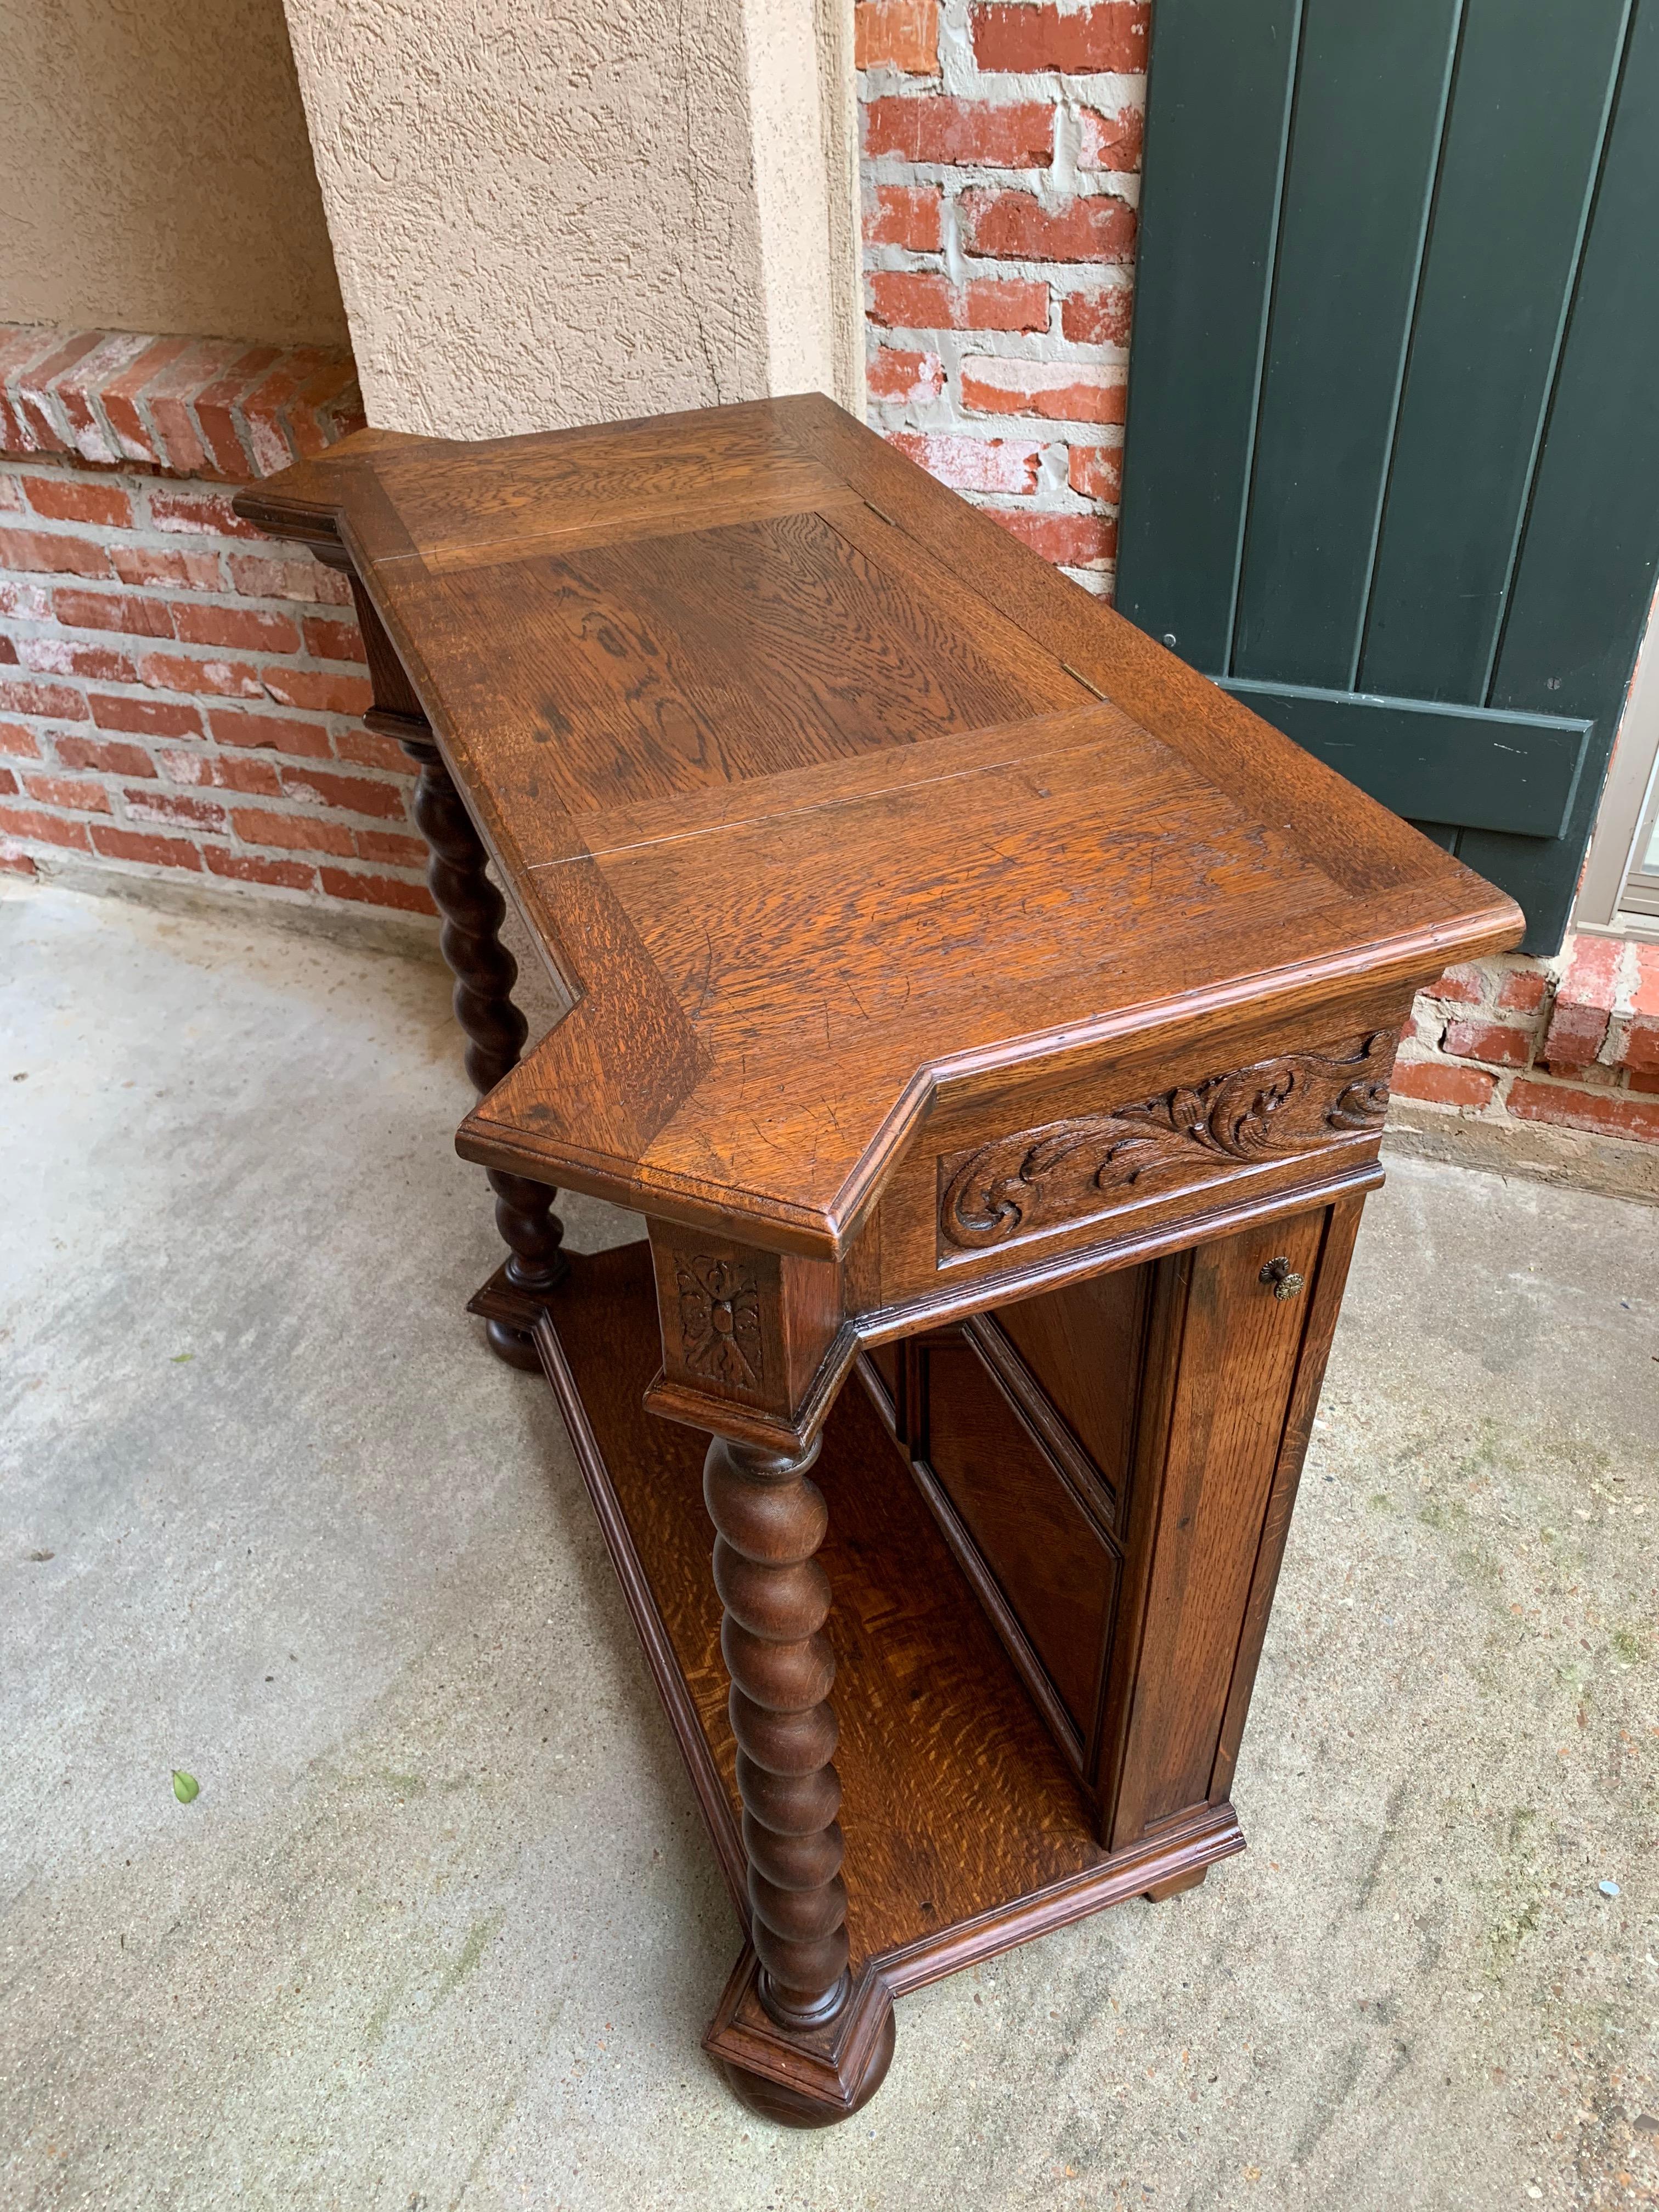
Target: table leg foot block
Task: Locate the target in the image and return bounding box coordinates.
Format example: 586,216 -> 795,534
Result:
1143,1865 -> 1209,1905
705,1949 -> 896,2126
484,1317 -> 544,1370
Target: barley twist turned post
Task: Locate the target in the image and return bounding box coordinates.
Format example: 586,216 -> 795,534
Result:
703,1432 -> 850,2029
404,733 -> 566,1367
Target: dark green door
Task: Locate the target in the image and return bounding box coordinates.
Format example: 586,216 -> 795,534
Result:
1116,0 -> 1659,952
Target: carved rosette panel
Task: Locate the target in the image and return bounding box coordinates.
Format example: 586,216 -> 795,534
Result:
940,1032 -> 1395,1254
676,1256 -> 765,1388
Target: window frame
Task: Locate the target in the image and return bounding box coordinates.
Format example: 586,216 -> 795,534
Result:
1573,597 -> 1659,944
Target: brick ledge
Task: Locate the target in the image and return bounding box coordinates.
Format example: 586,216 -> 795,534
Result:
0,323 -> 365,486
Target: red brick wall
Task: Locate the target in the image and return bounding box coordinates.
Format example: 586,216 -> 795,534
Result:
0,324 -> 435,921
1398,939 -> 1659,1147
856,0 -> 1145,593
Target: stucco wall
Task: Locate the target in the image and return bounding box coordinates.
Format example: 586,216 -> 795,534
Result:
0,0 -> 348,348
281,0 -> 861,438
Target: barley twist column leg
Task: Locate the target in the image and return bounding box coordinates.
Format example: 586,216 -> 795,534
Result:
703,1432 -> 851,2030
403,733 -> 566,1367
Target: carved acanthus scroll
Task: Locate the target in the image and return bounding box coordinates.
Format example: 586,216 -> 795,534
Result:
940,1032 -> 1394,1252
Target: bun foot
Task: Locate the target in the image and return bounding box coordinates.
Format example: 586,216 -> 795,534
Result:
704,1948 -> 895,2126
485,1316 -> 544,1372
716,2003 -> 895,2128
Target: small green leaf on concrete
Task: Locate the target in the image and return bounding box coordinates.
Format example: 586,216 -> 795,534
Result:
172,1770 -> 199,1804
171,1353 -> 194,1364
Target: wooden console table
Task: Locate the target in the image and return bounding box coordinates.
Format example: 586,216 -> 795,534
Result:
240,399 -> 1520,2126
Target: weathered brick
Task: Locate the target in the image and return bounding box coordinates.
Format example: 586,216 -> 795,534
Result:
1427,965 -> 1488,1007
89,823 -> 205,871
0,677 -> 89,720
1495,966 -> 1550,1015
0,528 -> 112,578
864,95 -> 1052,166
227,551 -> 352,606
0,720 -> 43,758
1391,1060 -> 1498,1109
260,667 -> 374,716
0,475 -> 24,512
154,746 -> 283,796
970,1 -> 1148,74
204,847 -> 319,891
21,473 -> 133,528
864,185 -> 944,251
1508,1077 -> 1659,1144
0,577 -> 50,619
19,637 -> 137,685
353,828 -> 430,867
1626,945 -> 1659,1074
287,359 -> 366,461
1059,285 -> 1135,346
318,866 -> 438,916
123,787 -> 229,833
1441,1018 -> 1531,1069
171,603 -> 303,654
278,765 -> 407,819
230,805 -> 355,856
140,340 -> 250,476
0,850 -> 36,876
55,732 -> 157,777
1542,934 -> 1620,1066
99,336 -> 193,467
869,272 -> 1049,332
149,489 -> 263,540
961,357 -> 1126,423
87,693 -> 202,739
0,803 -> 93,850
136,652 -> 264,698
0,766 -> 16,796
855,0 -> 939,73
193,346 -> 280,481
43,331 -> 156,466
1077,104 -> 1143,171
52,588 -> 175,638
110,545 -> 224,592
300,614 -> 367,663
12,331 -> 106,450
867,349 -> 947,404
887,431 -> 1042,494
207,707 -> 332,759
1066,444 -> 1122,501
21,772 -> 111,812
333,724 -> 414,773
961,188 -> 1137,264
240,350 -> 332,476
985,507 -> 1116,567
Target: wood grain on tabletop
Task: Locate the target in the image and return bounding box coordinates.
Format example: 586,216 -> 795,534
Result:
242,397 -> 1522,1247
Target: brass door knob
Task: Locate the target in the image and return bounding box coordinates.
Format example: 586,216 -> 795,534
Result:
1259,1256 -> 1305,1300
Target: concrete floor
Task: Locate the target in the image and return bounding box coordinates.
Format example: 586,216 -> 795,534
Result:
2,878 -> 1656,2212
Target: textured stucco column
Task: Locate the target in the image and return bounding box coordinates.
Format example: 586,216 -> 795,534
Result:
281,0 -> 861,437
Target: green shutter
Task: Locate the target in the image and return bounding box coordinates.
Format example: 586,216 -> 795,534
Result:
1118,0 -> 1659,953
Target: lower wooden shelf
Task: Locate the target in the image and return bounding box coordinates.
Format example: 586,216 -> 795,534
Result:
478,1242 -> 1244,2027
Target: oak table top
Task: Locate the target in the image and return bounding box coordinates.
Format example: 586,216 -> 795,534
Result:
242,394 -> 1520,1257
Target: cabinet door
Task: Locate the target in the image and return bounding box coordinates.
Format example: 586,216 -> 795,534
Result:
1097,1200 -> 1362,1849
